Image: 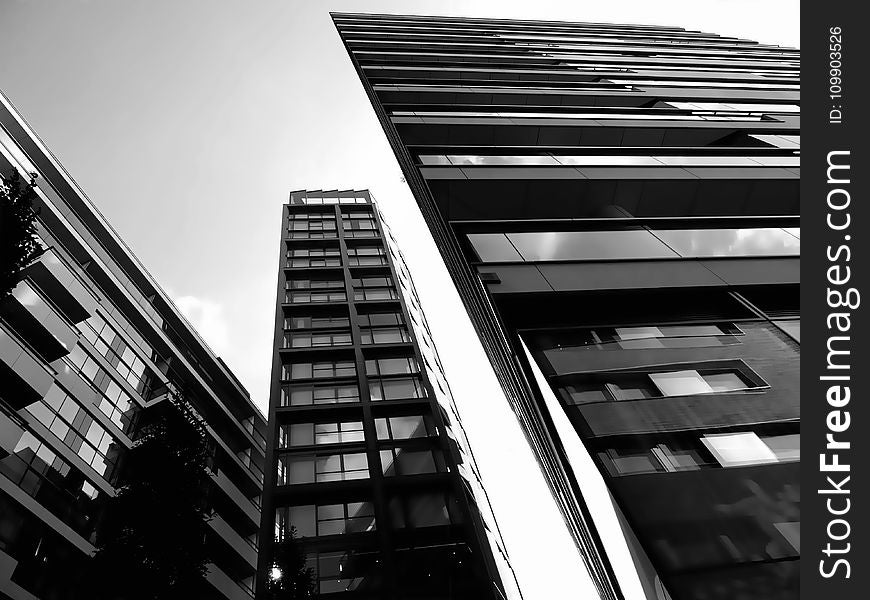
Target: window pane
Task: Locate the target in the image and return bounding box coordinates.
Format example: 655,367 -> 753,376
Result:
653,228 -> 800,258
467,233 -> 523,262
762,433 -> 800,461
650,370 -> 713,396
702,432 -> 779,467
289,505 -> 316,538
703,371 -> 749,392
605,450 -> 660,475
288,456 -> 316,483
407,493 -> 450,528
389,416 -> 427,439
397,450 -> 436,475
375,418 -> 389,440
508,230 -> 677,262
290,423 -> 314,446
560,383 -> 609,405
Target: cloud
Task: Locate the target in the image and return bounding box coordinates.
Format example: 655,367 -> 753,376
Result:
171,293 -> 230,356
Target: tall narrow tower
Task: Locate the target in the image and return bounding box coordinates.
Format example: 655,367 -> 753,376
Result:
333,14 -> 801,600
257,190 -> 520,600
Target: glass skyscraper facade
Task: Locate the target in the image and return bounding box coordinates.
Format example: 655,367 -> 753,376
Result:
0,91 -> 267,600
257,190 -> 520,600
333,14 -> 800,600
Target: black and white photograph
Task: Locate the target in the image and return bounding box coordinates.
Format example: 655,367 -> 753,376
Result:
0,1 -> 862,599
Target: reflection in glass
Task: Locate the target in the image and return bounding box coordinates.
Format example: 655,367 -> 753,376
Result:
652,228 -> 800,258
468,228 -> 800,263
509,230 -> 678,261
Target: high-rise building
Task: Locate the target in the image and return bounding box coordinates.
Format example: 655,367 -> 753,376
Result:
333,13 -> 800,600
0,91 -> 267,600
256,189 -> 520,600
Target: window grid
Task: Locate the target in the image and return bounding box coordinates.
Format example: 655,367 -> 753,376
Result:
559,366 -> 762,405
284,330 -> 353,348
278,421 -> 365,448
375,415 -> 436,440
276,452 -> 370,484
26,385 -> 120,481
287,315 -> 350,330
352,276 -> 398,301
365,356 -> 420,377
65,345 -> 138,433
284,360 -> 357,380
282,383 -> 361,406
0,430 -> 105,538
286,247 -> 342,268
347,246 -> 388,266
598,431 -> 799,476
380,447 -> 441,476
77,314 -> 156,399
369,376 -> 427,401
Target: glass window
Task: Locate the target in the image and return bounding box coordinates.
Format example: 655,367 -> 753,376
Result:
287,277 -> 345,290
651,228 -> 800,258
649,370 -> 714,396
286,247 -> 341,267
701,432 -> 779,467
361,326 -> 410,345
375,415 -> 434,440
277,452 -> 369,484
761,433 -> 800,462
0,429 -> 106,537
358,312 -> 404,327
470,228 -> 800,263
467,233 -> 523,262
560,382 -> 610,405
600,448 -> 661,475
389,492 -> 456,529
286,331 -> 352,348
318,502 -> 376,536
287,315 -> 350,330
775,320 -> 800,342
369,377 -> 426,401
607,377 -> 661,400
353,276 -> 398,301
279,421 -> 364,448
558,364 -> 760,404
288,360 -> 356,380
77,314 -> 157,399
282,383 -> 360,406
365,357 -> 419,377
347,245 -> 388,266
286,505 -> 316,538
704,371 -> 750,392
507,230 -> 676,261
64,345 -> 138,433
380,448 -> 440,476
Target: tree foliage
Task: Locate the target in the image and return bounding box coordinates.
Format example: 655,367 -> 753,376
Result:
1,170 -> 43,297
86,392 -> 214,600
265,526 -> 316,599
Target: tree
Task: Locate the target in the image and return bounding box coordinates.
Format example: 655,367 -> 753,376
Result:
264,526 -> 316,599
1,170 -> 43,297
86,392 -> 214,600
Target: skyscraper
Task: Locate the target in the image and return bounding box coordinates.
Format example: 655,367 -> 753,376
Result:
333,14 -> 800,600
257,189 -> 520,600
1,91 -> 267,600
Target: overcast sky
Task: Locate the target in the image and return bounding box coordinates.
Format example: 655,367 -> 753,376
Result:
0,1 -> 799,597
